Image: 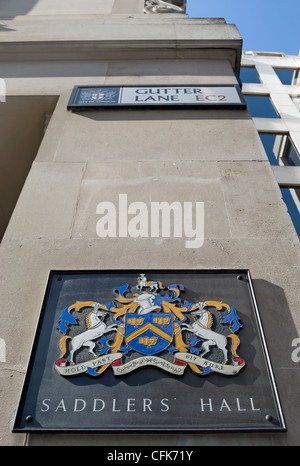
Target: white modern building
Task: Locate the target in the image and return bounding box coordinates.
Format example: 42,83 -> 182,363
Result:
241,51 -> 300,236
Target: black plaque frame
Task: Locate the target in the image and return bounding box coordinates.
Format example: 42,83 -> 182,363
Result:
67,85 -> 247,111
13,269 -> 286,433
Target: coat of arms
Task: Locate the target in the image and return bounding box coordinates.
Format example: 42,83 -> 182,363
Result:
55,274 -> 245,377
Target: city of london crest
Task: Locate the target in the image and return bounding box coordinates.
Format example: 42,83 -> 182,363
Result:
55,274 -> 245,377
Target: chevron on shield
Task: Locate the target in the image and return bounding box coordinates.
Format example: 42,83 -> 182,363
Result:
125,313 -> 174,355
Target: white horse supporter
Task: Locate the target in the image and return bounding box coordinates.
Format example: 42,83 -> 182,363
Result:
59,303 -> 120,364
180,303 -> 240,364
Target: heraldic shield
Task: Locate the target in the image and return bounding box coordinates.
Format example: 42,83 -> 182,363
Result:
125,313 -> 174,355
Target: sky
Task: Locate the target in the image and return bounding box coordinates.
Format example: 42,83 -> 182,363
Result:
186,0 -> 300,56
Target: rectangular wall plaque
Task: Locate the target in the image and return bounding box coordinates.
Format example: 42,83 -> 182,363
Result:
13,270 -> 286,433
67,85 -> 246,110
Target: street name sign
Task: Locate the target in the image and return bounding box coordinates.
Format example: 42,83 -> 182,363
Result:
67,85 -> 246,110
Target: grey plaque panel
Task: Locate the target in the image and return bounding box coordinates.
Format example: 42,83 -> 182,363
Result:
13,270 -> 286,432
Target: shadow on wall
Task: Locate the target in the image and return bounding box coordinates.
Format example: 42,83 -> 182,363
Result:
0,95 -> 59,242
252,278 -> 299,371
0,0 -> 39,19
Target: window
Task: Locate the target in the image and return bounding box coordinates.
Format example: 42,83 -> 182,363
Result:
256,52 -> 284,57
282,138 -> 300,166
259,134 -> 300,166
259,133 -> 280,165
240,67 -> 261,84
259,133 -> 300,235
244,95 -> 279,119
281,188 -> 300,235
274,68 -> 299,85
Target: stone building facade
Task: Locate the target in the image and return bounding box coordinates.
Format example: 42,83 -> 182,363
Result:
0,0 -> 299,446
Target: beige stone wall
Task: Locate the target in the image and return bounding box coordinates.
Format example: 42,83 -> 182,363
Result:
0,7 -> 299,446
